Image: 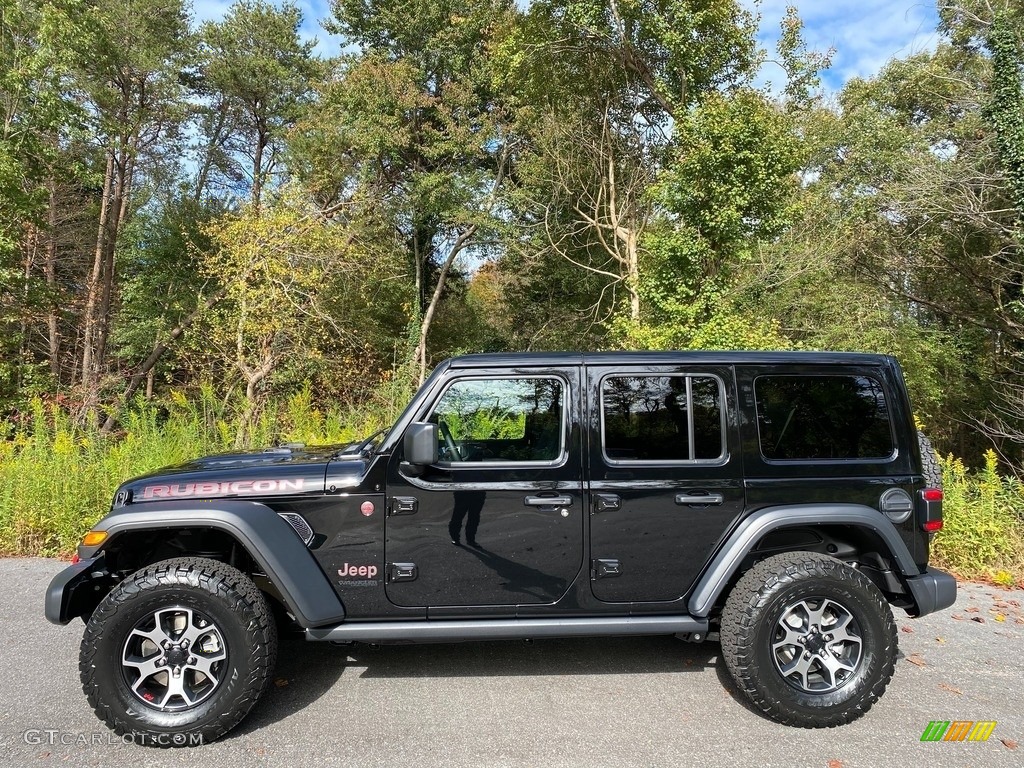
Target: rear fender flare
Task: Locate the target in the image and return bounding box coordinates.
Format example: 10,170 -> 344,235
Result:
688,504 -> 918,617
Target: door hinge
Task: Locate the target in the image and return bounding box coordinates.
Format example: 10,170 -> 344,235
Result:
592,558 -> 622,579
387,562 -> 418,583
389,496 -> 418,516
593,493 -> 621,513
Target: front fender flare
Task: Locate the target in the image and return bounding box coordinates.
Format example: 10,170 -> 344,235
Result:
82,500 -> 345,628
687,504 -> 919,617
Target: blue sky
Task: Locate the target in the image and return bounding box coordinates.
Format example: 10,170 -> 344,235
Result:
751,1 -> 940,91
191,0 -> 942,91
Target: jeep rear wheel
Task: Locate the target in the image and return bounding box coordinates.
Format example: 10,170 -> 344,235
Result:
720,552 -> 897,727
80,557 -> 277,746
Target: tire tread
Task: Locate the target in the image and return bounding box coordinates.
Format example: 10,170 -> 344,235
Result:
719,551 -> 897,728
80,557 -> 277,746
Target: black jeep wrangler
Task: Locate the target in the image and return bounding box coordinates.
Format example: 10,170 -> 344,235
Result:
46,352 -> 955,744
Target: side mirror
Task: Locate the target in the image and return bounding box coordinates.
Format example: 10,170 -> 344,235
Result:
403,422 -> 438,471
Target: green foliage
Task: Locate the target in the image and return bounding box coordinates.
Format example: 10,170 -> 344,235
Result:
658,89 -> 803,258
504,0 -> 758,118
199,0 -> 321,201
984,11 -> 1024,222
0,390 -> 390,555
112,195 -> 224,370
774,6 -> 833,108
933,451 -> 1024,585
613,88 -> 804,348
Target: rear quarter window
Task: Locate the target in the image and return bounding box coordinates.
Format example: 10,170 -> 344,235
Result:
754,375 -> 894,460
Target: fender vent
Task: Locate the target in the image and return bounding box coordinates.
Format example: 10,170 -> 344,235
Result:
278,512 -> 314,545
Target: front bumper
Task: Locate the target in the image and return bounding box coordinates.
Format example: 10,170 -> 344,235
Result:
44,556 -> 106,625
904,567 -> 957,617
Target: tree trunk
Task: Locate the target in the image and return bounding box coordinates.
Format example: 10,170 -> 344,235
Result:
44,178 -> 60,380
626,228 -> 640,321
195,101 -> 229,201
80,152 -> 116,414
235,353 -> 274,449
252,128 -> 266,210
414,226 -> 476,385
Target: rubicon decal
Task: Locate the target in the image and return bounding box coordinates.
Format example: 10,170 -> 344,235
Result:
920,721 -> 997,742
142,479 -> 307,499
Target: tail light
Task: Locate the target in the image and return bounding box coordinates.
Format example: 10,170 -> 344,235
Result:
920,488 -> 943,532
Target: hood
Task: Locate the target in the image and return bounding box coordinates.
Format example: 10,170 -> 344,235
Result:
115,443 -> 368,506
159,443 -> 350,472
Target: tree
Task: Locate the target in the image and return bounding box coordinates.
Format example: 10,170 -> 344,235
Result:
498,1 -> 802,348
201,190 -> 405,444
198,0 -> 321,208
73,0 -> 192,420
0,0 -> 87,403
294,0 -> 516,383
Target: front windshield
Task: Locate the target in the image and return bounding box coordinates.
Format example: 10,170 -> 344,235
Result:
338,427 -> 390,457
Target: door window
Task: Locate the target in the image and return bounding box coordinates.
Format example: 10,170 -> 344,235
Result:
601,375 -> 725,463
428,377 -> 564,464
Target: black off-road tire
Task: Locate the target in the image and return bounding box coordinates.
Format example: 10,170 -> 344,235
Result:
917,430 -> 942,489
720,552 -> 897,728
80,557 -> 277,746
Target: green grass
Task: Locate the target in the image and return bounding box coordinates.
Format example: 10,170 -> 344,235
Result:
0,385 -> 392,556
932,450 -> 1024,587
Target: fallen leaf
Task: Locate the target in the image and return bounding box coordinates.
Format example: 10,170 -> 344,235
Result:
1007,599 -> 1021,608
827,760 -> 844,768
966,606 -> 980,613
901,625 -> 914,634
274,678 -> 289,688
995,613 -> 1006,622
970,616 -> 986,624
938,682 -> 962,695
907,653 -> 927,667
1015,618 -> 1024,625
951,613 -> 964,621
935,637 -> 946,644
1002,739 -> 1018,750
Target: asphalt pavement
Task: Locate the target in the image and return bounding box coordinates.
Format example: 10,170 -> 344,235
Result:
0,558 -> 1021,767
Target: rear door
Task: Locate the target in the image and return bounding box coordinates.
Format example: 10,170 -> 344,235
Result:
588,364 -> 745,603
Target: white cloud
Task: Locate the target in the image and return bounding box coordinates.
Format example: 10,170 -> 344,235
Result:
746,0 -> 941,91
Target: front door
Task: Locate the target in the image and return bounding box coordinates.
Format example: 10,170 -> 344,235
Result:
385,367 -> 584,609
588,365 -> 745,603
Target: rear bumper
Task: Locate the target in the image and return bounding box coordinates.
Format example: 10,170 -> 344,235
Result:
904,567 -> 957,617
44,556 -> 105,625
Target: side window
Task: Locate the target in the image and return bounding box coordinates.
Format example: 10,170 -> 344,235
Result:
755,375 -> 894,460
601,375 -> 724,462
429,377 -> 564,463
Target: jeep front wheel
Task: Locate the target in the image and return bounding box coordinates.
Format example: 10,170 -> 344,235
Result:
80,557 -> 277,746
720,552 -> 897,727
